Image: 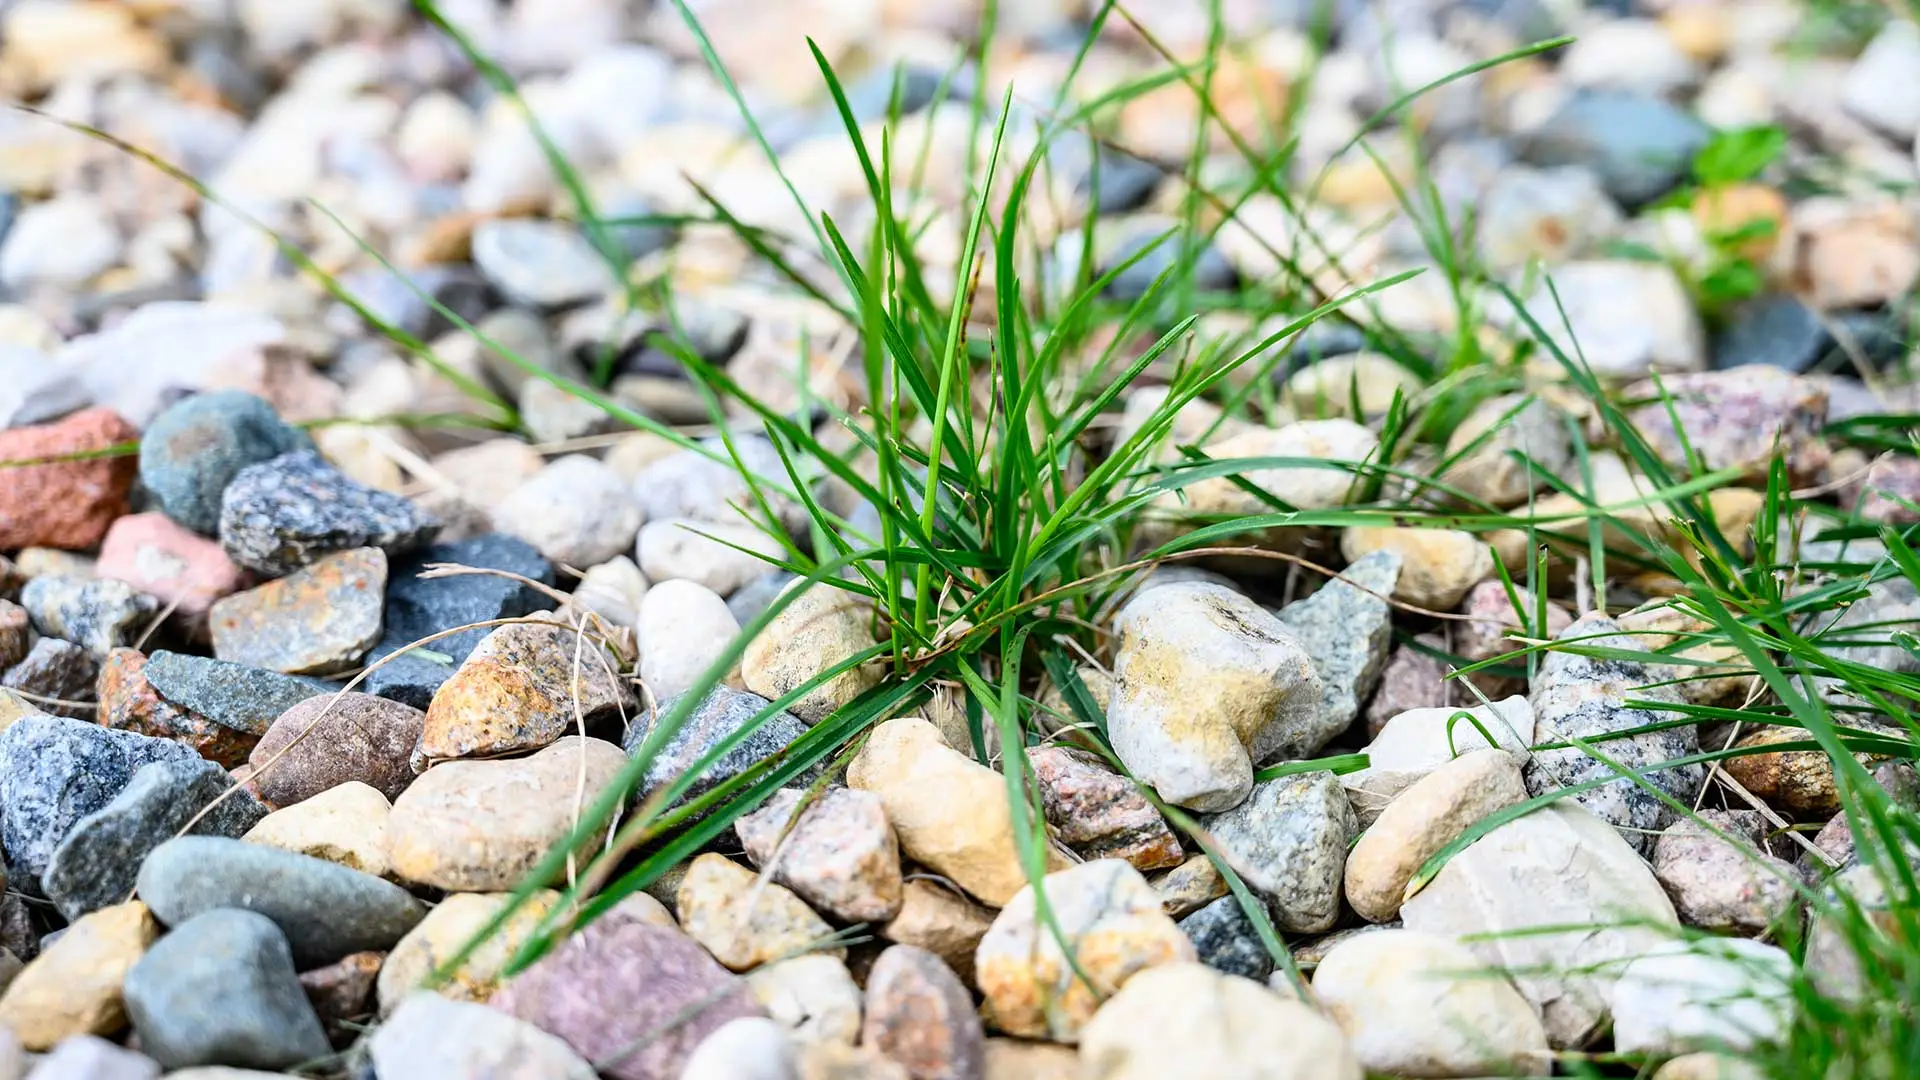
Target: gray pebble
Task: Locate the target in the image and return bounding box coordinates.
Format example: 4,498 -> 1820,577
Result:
138,391 -> 307,537
1517,88 -> 1709,208
124,909 -> 331,1071
1198,771 -> 1356,934
142,651 -> 337,736
217,450 -> 439,577
626,686 -> 819,818
24,1035 -> 159,1080
1271,550 -> 1399,757
19,576 -> 158,657
1,638 -> 97,718
1179,896 -> 1274,981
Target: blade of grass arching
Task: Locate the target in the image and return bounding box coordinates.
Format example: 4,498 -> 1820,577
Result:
414,1 -> 638,384
1253,753 -> 1370,781
1172,0 -> 1225,321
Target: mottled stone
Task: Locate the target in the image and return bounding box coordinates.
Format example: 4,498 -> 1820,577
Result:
492,455 -> 644,569
0,901 -> 156,1050
880,880 -> 993,988
737,786 -> 904,923
0,600 -> 23,671
741,585 -> 882,725
1199,772 -> 1355,934
138,391 -> 307,536
798,1042 -> 912,1079
1626,368 -> 1829,484
43,758 -> 268,921
373,992 -> 597,1079
20,576 -> 157,657
1178,897 -> 1272,981
97,649 -> 256,767
748,955 -> 862,1047
243,780 -> 392,878
1149,855 -> 1228,918
1271,550 -> 1399,755
417,618 -> 633,766
210,548 -> 386,676
1345,750 -> 1530,923
1455,581 -> 1575,696
863,944 -> 986,1079
0,408 -> 137,551
0,714 -> 197,892
1027,746 -> 1182,872
376,890 -> 562,1014
142,652 -> 335,737
218,450 -> 438,577
1440,394 -> 1576,509
388,736 -> 629,891
247,691 -> 424,806
1401,802 -> 1679,1047
137,836 -> 426,967
677,853 -> 843,972
1314,929 -> 1549,1077
1079,963 -> 1361,1080
1526,614 -> 1702,852
1653,811 -> 1799,934
124,909 -> 329,1071
1108,582 -> 1324,812
626,687 -> 815,823
977,860 -> 1196,1042
1611,939 -> 1793,1056
1,638 -> 96,718
491,918 -> 766,1080
849,717 -> 1065,906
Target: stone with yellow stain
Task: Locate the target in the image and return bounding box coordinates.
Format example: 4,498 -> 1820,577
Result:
976,860 -> 1197,1043
415,619 -> 634,767
242,780 -> 393,878
1342,527 -> 1493,611
376,890 -> 563,1014
676,853 -> 844,973
741,585 -> 883,725
0,900 -> 156,1050
208,548 -> 387,676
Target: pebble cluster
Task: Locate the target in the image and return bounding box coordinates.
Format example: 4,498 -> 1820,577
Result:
0,0 -> 1915,1078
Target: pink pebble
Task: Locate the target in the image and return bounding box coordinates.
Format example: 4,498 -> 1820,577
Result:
96,512 -> 248,617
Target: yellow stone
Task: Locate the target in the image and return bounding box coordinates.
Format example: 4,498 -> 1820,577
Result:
676,854 -> 844,972
0,900 -> 156,1050
376,890 -> 561,1015
243,780 -> 393,878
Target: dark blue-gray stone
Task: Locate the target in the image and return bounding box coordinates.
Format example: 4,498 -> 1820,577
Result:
1272,550 -> 1399,756
143,651 -> 336,736
1,637 -> 97,717
124,908 -> 331,1071
626,686 -> 819,814
137,836 -> 426,967
1104,230 -> 1238,302
361,533 -> 556,709
0,714 -> 198,894
43,758 -> 270,922
1180,896 -> 1274,981
138,390 -> 309,536
217,450 -> 439,577
1516,89 -> 1710,208
1714,294 -> 1908,372
1082,147 -> 1164,215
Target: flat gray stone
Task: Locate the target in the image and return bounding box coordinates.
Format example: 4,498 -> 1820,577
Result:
1272,550 -> 1399,757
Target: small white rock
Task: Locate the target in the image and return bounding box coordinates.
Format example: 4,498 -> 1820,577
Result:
637,579 -> 740,700
493,455 -> 644,569
1078,963 -> 1362,1080
747,955 -> 863,1046
0,195 -> 120,290
1502,261 -> 1705,377
681,1016 -> 800,1080
637,517 -> 785,597
1840,20 -> 1920,140
1611,938 -> 1795,1056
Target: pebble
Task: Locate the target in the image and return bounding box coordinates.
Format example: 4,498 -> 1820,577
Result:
1440,394 -> 1575,508
798,1042 -> 913,1079
1518,88 -> 1711,208
626,686 -> 815,819
1150,855 -> 1229,918
849,716 -> 1061,906
242,780 -> 393,879
491,918 -> 766,1080
1713,294 -> 1896,373
737,786 -> 904,923
1476,165 -> 1622,271
1155,420 -> 1377,529
1852,454 -> 1920,525
0,195 -> 119,290
417,618 -> 633,765
95,514 -> 247,620
1793,198 -> 1920,312
1454,582 -> 1574,696
741,584 -> 883,724
1107,581 -> 1324,812
1271,550 -> 1399,756
136,836 -> 426,967
683,1016 -> 800,1080
0,900 -> 156,1051
1652,811 -> 1799,934
633,440 -> 809,537
246,691 -> 424,806
375,889 -> 563,1014
977,859 -> 1196,1042
0,714 -> 198,893
748,955 -> 863,1047
1280,353 -> 1421,418
1313,928 -> 1549,1077
1654,1053 -> 1767,1080
492,455 -> 645,569
370,992 -> 596,1080
0,408 -> 138,551
137,391 -> 308,537
217,450 -> 438,577
637,579 -> 741,699
142,652 -> 336,739
123,909 -> 330,1071
1525,614 -> 1703,852
864,944 -> 987,1079
1339,527 -> 1491,611
1401,802 -> 1679,1047
1505,259 -> 1706,377
638,517 -> 787,597
1078,963 -> 1361,1080
472,219 -> 618,308
43,758 -> 268,922
0,638 -> 96,718
677,852 -> 843,971
209,547 -> 386,675
881,879 -> 994,988
1839,20 -> 1920,140
1345,750 -> 1530,923
23,1036 -> 158,1080
387,736 -> 629,891
1177,897 -> 1272,981
0,602 -> 22,670
1610,938 -> 1794,1055
361,533 -> 557,708
569,555 -> 649,628
1027,746 -> 1182,872
1200,771 -> 1356,934
20,576 -> 158,657
1626,367 -> 1829,484
299,949 -> 382,1036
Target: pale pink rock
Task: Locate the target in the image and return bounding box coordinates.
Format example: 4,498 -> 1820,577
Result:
96,512 -> 247,618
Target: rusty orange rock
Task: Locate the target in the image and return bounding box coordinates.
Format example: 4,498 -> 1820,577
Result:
97,647 -> 258,768
0,408 -> 137,551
